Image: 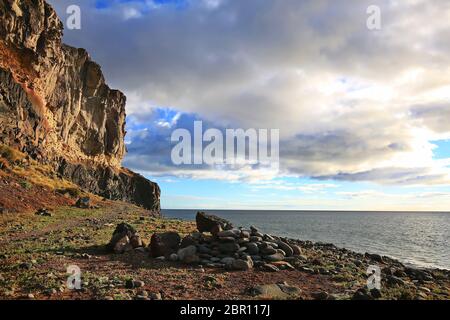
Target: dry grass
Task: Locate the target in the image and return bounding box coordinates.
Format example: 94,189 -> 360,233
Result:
0,144 -> 26,163
0,144 -> 78,192
12,164 -> 77,191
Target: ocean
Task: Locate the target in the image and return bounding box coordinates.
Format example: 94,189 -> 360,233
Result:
162,209 -> 450,270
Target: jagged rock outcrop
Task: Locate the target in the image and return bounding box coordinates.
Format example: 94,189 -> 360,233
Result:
0,0 -> 160,212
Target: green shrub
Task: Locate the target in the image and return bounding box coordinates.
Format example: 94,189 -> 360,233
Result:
19,180 -> 33,190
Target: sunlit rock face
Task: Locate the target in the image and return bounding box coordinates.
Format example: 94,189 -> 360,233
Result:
0,0 -> 160,212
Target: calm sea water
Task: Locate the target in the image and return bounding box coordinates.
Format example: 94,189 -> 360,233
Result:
162,210 -> 450,270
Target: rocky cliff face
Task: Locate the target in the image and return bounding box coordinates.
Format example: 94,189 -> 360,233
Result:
0,0 -> 160,212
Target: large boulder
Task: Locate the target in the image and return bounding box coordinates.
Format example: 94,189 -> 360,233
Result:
150,232 -> 181,257
196,212 -> 233,234
108,223 -> 138,252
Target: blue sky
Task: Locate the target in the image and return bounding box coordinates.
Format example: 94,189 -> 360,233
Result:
48,0 -> 450,210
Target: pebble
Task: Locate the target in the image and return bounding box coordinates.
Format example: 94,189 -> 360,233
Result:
370,288 -> 382,299
150,292 -> 162,300
245,242 -> 259,255
232,257 -> 253,271
133,280 -> 145,288
261,264 -> 280,272
44,288 -> 57,295
263,253 -> 284,262
312,291 -> 329,300
277,241 -> 294,257
137,290 -> 148,297
221,257 -> 235,266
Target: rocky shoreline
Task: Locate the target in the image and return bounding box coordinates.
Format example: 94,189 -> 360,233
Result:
108,211 -> 450,300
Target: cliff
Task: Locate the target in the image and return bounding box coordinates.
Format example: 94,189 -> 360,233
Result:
0,0 -> 160,212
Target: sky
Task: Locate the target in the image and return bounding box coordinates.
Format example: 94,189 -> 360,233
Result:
47,0 -> 450,211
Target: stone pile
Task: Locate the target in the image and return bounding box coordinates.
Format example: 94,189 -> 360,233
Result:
150,212 -> 303,272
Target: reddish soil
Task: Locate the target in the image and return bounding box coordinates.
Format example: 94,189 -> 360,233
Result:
0,172 -> 73,213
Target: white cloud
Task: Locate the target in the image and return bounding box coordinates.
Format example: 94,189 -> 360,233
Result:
48,0 -> 450,186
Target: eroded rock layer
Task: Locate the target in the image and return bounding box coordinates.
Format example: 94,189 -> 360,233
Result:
0,0 -> 160,212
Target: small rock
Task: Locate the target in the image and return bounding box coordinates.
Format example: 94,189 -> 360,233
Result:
240,231 -> 250,238
248,284 -> 289,299
250,236 -> 263,242
261,264 -> 280,272
261,247 -> 277,255
134,247 -> 147,254
180,235 -> 198,248
232,257 -> 253,271
418,286 -> 431,293
75,197 -> 91,209
196,212 -> 233,234
197,245 -> 212,254
150,292 -> 162,300
177,245 -> 197,263
272,261 -> 295,270
365,253 -> 383,263
250,226 -> 259,233
108,223 -> 137,252
19,262 -> 32,270
113,236 -> 130,254
137,290 -> 148,297
370,288 -> 382,299
130,235 -> 143,248
221,257 -> 236,266
125,279 -> 135,289
133,280 -> 145,288
218,242 -> 240,253
291,244 -> 302,256
263,253 -> 284,262
35,208 -> 52,217
278,284 -> 302,296
386,275 -> 406,286
210,224 -> 222,236
44,289 -> 57,296
312,291 -> 329,300
277,241 -> 294,257
352,288 -> 373,300
218,236 -> 237,243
